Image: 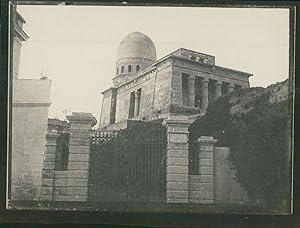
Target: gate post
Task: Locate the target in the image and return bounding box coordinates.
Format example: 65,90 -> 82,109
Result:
196,136 -> 217,203
65,112 -> 97,201
163,116 -> 193,203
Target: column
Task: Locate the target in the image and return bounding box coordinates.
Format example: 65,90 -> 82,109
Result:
40,131 -> 59,201
215,81 -> 222,99
197,136 -> 217,203
134,90 -> 141,117
187,75 -> 195,107
162,116 -> 194,203
201,78 -> 209,112
63,112 -> 97,201
228,83 -> 235,94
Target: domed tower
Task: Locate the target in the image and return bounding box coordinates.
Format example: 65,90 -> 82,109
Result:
115,32 -> 156,78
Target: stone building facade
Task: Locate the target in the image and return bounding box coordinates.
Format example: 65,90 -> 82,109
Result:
11,8 -> 52,200
99,32 -> 252,129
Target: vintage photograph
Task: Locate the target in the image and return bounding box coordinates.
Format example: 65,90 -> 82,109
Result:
8,2 -> 293,215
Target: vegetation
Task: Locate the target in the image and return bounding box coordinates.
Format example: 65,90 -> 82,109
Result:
189,80 -> 291,212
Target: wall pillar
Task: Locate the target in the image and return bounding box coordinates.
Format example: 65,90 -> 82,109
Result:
187,75 -> 195,107
197,136 -> 217,203
40,131 -> 59,201
162,116 -> 193,203
215,81 -> 222,99
201,78 -> 209,112
11,79 -> 51,201
64,112 -> 97,201
227,83 -> 235,94
134,90 -> 141,117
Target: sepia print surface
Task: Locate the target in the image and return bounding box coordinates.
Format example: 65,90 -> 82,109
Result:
8,2 -> 293,215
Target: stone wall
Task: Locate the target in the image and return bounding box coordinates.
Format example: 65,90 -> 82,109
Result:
40,112 -> 96,201
40,131 -> 59,201
152,60 -> 172,114
186,138 -> 249,205
188,136 -> 216,203
114,62 -> 172,123
214,147 -> 249,204
42,114 -> 249,205
163,116 -> 249,205
11,79 -> 51,200
171,65 -> 184,106
99,93 -> 112,127
99,88 -> 118,127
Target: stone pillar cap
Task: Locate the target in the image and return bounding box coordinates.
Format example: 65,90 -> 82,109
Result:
197,136 -> 218,143
162,115 -> 194,126
66,112 -> 97,127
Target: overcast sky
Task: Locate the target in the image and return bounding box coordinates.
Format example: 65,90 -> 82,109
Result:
17,5 -> 289,121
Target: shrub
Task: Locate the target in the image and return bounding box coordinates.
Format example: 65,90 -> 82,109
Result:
189,80 -> 291,212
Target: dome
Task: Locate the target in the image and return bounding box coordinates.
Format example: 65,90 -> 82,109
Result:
117,32 -> 156,63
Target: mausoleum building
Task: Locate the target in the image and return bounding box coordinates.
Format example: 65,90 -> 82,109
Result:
99,32 -> 252,129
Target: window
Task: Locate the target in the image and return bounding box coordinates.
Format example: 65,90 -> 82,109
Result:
195,77 -> 202,107
128,65 -> 132,72
182,73 -> 189,106
235,84 -> 242,91
136,65 -> 140,72
195,95 -> 201,108
208,79 -> 215,103
110,96 -> 117,124
221,82 -> 229,95
136,88 -> 141,116
128,91 -> 135,118
116,68 -> 119,74
121,66 -> 124,73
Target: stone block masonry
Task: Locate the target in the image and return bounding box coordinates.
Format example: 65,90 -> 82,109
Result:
40,112 -> 97,202
187,137 -> 249,205
11,79 -> 51,200
39,111 -> 249,205
189,136 -> 217,203
163,116 -> 194,203
65,112 -> 97,200
40,132 -> 59,201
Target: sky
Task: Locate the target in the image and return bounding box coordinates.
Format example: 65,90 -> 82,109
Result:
17,5 -> 290,121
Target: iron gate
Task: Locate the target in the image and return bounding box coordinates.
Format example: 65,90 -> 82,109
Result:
88,123 -> 167,203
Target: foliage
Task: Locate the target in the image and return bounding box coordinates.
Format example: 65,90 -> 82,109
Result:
189,80 -> 291,212
89,120 -> 167,202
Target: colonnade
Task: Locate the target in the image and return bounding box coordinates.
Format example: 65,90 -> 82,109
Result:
185,75 -> 236,111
